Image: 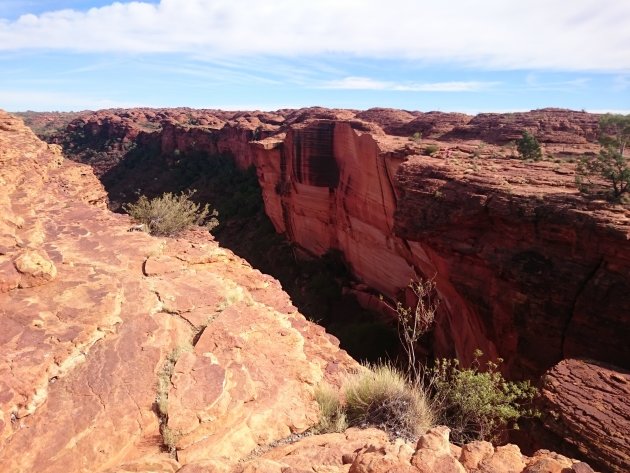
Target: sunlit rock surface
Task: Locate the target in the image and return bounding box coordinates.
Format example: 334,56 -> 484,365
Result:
0,110 -> 355,472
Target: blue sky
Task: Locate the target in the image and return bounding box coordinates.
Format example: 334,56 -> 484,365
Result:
1,0 -> 629,113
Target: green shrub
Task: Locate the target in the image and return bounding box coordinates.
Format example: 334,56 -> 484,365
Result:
392,279 -> 538,444
124,191 -> 218,236
516,131 -> 542,161
424,144 -> 440,156
410,131 -> 422,142
344,363 -> 434,440
424,350 -> 538,444
313,384 -> 347,434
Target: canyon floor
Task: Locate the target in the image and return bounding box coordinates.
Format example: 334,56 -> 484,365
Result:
2,107 -> 629,472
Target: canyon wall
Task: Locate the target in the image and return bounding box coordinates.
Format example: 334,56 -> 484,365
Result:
12,107 -> 630,471
34,107 -> 630,377
250,121 -> 499,368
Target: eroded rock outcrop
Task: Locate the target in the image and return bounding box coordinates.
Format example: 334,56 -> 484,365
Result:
541,359 -> 630,473
225,427 -> 595,473
447,108 -> 600,144
394,155 -> 630,375
0,110 -> 356,472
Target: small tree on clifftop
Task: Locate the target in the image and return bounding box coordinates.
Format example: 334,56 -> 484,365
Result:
576,113 -> 630,200
516,131 -> 542,161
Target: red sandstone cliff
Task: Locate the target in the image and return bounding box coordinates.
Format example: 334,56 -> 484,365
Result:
25,107 -> 628,378
0,110 -> 609,472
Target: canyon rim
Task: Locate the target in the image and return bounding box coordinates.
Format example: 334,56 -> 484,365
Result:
1,106 -> 628,472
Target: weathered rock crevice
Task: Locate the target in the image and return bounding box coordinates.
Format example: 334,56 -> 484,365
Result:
561,257 -> 604,357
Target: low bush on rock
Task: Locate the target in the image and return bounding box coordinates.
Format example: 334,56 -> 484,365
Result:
391,279 -> 539,444
124,190 -> 219,237
424,144 -> 440,156
422,350 -> 539,444
345,363 -> 434,440
315,279 -> 539,444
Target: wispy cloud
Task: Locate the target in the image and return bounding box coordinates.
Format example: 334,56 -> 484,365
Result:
524,73 -> 591,92
0,0 -> 629,72
321,76 -> 499,92
0,90 -> 145,111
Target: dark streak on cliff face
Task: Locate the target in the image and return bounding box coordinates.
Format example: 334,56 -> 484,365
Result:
292,121 -> 339,188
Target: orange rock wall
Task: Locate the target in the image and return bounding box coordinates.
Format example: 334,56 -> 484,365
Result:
245,121 -> 628,375
246,122 -> 498,367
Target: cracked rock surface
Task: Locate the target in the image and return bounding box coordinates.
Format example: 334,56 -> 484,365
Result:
542,359 -> 630,473
0,111 -> 355,472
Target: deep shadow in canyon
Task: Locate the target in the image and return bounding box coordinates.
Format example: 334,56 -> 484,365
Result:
68,137 -> 600,465
101,145 -> 401,364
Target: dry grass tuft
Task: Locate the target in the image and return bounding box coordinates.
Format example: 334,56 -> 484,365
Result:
343,363 -> 434,441
313,384 -> 348,434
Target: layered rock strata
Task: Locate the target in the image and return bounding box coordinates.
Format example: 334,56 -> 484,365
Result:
541,359 -> 630,473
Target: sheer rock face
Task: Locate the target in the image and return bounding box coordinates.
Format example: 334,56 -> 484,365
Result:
541,359 -> 630,473
393,156 -> 630,375
25,107 -> 630,377
0,110 -> 356,472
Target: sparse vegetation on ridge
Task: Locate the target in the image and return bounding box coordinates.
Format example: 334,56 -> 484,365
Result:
344,363 -> 434,440
313,384 -> 347,434
315,278 -> 534,444
424,144 -> 440,156
156,347 -> 189,455
422,351 -> 539,444
393,279 -> 438,380
391,279 -> 539,444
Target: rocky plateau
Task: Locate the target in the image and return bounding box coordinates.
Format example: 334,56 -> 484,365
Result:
3,106 -> 629,472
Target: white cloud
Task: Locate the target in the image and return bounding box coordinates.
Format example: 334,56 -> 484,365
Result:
321,76 -> 498,92
0,0 -> 629,72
